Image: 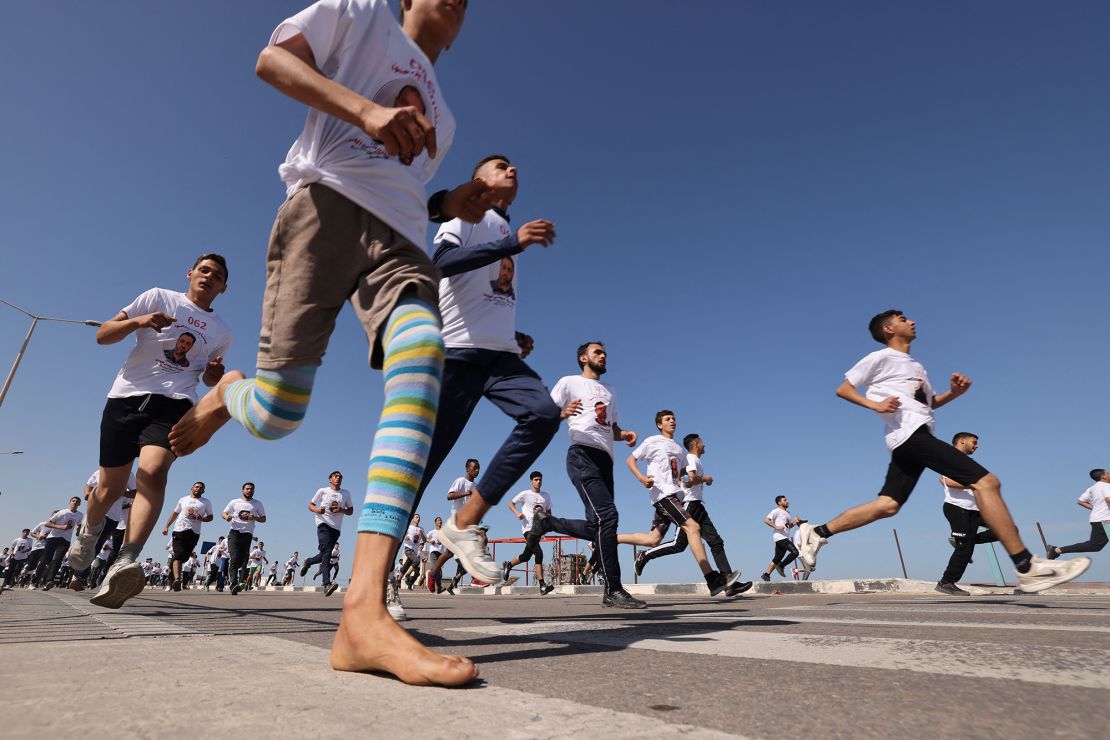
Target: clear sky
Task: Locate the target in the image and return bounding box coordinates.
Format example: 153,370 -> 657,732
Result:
2,1 -> 1108,587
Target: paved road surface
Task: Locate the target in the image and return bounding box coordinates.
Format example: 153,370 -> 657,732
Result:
2,587 -> 1106,738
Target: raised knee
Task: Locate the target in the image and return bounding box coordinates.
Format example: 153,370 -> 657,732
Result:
877,498 -> 901,518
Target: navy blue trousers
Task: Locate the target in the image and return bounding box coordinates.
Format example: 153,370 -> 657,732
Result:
303,523 -> 340,585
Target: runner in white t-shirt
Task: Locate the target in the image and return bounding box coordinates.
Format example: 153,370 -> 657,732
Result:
617,411 -> 740,597
399,515 -> 425,590
502,472 -> 554,594
247,542 -> 269,589
204,537 -> 229,592
1047,468 -> 1110,560
284,552 -> 300,585
37,497 -> 83,591
301,471 -> 354,597
415,154 -> 559,589
182,554 -> 199,588
2,529 -> 33,591
66,255 -> 231,611
533,342 -> 643,608
160,481 -> 215,591
760,496 -> 799,582
222,483 -> 267,595
425,460 -> 479,594
798,309 -> 1090,594
70,469 -> 139,592
162,0 -> 489,688
934,432 -> 1001,595
423,517 -> 448,593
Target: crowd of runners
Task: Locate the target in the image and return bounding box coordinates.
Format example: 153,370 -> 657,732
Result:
1,0 -> 1102,690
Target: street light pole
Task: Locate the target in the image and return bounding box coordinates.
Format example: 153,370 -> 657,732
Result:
0,298 -> 101,410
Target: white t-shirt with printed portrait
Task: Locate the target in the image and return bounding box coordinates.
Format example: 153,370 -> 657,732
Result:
448,477 -> 475,516
30,523 -> 49,551
224,497 -> 266,534
435,209 -> 519,353
183,557 -> 198,573
403,525 -> 425,554
311,486 -> 354,530
1079,482 -> 1110,523
207,541 -> 228,565
766,508 -> 794,542
510,489 -> 553,534
426,528 -> 445,554
172,495 -> 214,534
632,435 -> 687,505
107,288 -> 232,404
9,537 -> 31,560
942,478 -> 978,511
550,376 -> 620,458
683,453 -> 705,503
86,470 -> 138,523
285,556 -> 299,571
249,547 -> 267,567
45,510 -> 82,541
271,0 -> 456,249
844,347 -> 936,451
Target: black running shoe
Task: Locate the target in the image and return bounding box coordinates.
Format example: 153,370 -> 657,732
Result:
760,573 -> 771,582
935,581 -> 970,596
540,583 -> 554,595
502,561 -> 512,582
602,589 -> 646,609
1045,545 -> 1059,560
634,551 -> 647,578
324,582 -> 339,597
727,581 -> 754,597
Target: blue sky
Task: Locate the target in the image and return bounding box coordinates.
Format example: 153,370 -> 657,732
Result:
2,1 -> 1108,587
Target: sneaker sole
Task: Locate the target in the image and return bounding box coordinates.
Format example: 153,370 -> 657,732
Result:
438,526 -> 504,585
1018,558 -> 1092,594
727,581 -> 754,596
89,566 -> 146,609
710,570 -> 744,596
387,606 -> 407,621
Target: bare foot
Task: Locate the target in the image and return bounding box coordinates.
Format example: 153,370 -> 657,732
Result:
169,371 -> 244,456
330,606 -> 479,686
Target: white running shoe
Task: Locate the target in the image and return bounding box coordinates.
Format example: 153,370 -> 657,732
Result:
89,562 -> 146,609
1016,556 -> 1091,594
385,578 -> 407,622
66,517 -> 104,572
437,514 -> 504,585
797,523 -> 827,568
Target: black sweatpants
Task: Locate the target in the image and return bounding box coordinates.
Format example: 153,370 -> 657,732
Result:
35,538 -> 69,585
640,500 -> 732,573
771,538 -> 799,567
226,530 -> 253,586
542,444 -> 622,593
941,502 -> 998,583
1057,521 -> 1109,554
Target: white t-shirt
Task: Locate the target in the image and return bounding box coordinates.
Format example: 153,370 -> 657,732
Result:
224,497 -> 266,533
403,525 -> 425,553
942,477 -> 978,511
45,510 -> 82,541
271,0 -> 455,249
632,435 -> 687,504
435,209 -> 519,352
1079,482 -> 1110,523
766,508 -> 794,542
183,557 -> 198,573
107,288 -> 232,404
268,563 -> 278,575
86,470 -> 138,523
311,486 -> 353,530
330,544 -> 340,564
141,561 -> 154,576
683,453 -> 705,503
426,528 -> 445,553
30,523 -> 49,551
844,347 -> 936,451
510,489 -> 553,533
9,537 -> 32,560
207,542 -> 228,564
285,556 -> 299,571
249,547 -> 267,566
449,477 -> 475,515
550,375 -> 620,458
172,495 -> 214,534
95,541 -> 114,562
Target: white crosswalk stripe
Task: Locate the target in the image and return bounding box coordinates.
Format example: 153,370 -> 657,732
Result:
49,591 -> 202,637
681,613 -> 1107,633
449,620 -> 1110,689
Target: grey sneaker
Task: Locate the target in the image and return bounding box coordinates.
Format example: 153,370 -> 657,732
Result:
438,514 -> 504,585
726,580 -> 754,597
707,570 -> 742,596
935,581 -> 970,596
385,578 -> 407,621
66,517 -> 105,572
1045,545 -> 1060,560
89,562 -> 146,609
324,582 -> 339,597
602,589 -> 647,609
797,523 -> 827,568
633,551 -> 648,578
1016,556 -> 1091,594
774,563 -> 786,577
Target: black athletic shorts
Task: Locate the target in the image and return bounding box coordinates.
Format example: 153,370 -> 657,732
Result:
172,529 -> 201,562
879,426 -> 991,505
651,495 -> 690,529
99,394 -> 193,467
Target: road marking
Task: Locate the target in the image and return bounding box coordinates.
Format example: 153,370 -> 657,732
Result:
768,605 -> 1109,618
48,591 -> 202,637
680,614 -> 1107,633
449,620 -> 1110,689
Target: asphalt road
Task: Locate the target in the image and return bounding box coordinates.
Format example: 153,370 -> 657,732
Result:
2,586 -> 1107,738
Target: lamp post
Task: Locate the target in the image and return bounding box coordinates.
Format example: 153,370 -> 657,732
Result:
0,298 -> 102,410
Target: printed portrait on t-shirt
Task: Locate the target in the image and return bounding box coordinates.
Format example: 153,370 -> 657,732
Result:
669,457 -> 680,483
237,508 -> 252,522
353,81 -> 430,162
488,256 -> 516,300
594,402 -> 609,427
161,331 -> 195,368
913,379 -> 928,406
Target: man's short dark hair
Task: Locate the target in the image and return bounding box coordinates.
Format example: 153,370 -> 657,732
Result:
577,341 -> 604,368
466,458 -> 479,468
180,331 -> 196,343
193,253 -> 228,281
868,310 -> 903,344
472,153 -> 511,180
775,495 -> 787,505
952,432 -> 978,446
655,409 -> 675,426
529,471 -> 542,480
242,482 -> 255,490
21,528 -> 30,534
330,470 -> 342,478
682,434 -> 700,451
1090,469 -> 1106,482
